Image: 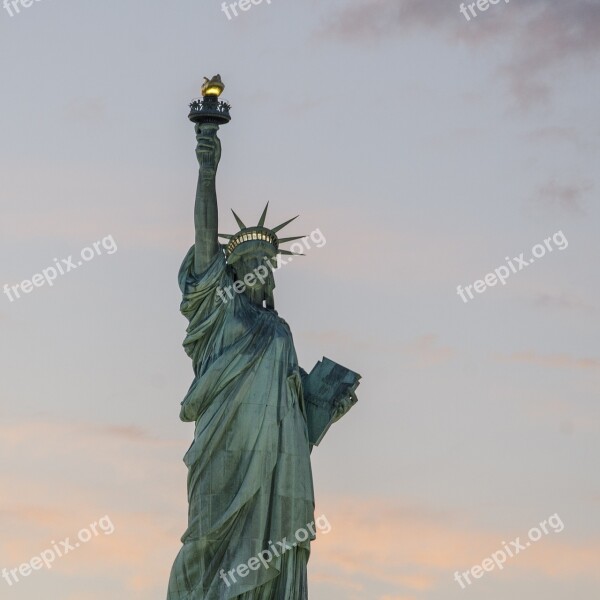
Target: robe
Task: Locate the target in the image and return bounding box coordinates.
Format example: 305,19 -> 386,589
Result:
167,248 -> 315,600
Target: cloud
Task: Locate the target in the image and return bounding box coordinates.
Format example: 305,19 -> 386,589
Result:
0,419 -> 180,447
89,424 -> 161,442
532,291 -> 596,312
311,571 -> 364,591
524,126 -> 588,149
312,496 -> 600,596
402,334 -> 454,367
1,508 -> 176,597
531,179 -> 593,215
320,0 -> 600,108
0,506 -> 66,529
0,417 -> 186,599
320,0 -> 451,40
497,350 -> 600,370
300,331 -> 454,367
523,397 -> 600,434
500,1 -> 600,107
2,416 -> 600,600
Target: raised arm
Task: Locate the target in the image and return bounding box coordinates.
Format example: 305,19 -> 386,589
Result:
193,123 -> 222,274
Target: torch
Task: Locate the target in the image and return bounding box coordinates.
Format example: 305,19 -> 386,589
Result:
188,75 -> 231,171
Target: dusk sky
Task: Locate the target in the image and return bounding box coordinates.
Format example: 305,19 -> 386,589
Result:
1,0 -> 599,598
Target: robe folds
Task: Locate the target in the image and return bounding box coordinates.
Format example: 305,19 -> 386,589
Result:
167,248 -> 315,600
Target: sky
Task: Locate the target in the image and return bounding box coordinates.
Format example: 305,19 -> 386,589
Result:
1,0 -> 599,598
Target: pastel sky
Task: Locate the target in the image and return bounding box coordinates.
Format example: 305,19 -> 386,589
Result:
1,0 -> 599,599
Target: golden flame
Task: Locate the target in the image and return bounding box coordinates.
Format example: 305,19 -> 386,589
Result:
203,84 -> 223,97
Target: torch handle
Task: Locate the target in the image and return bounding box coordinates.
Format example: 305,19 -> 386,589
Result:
196,123 -> 220,171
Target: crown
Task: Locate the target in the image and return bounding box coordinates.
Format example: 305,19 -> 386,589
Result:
218,203 -> 305,263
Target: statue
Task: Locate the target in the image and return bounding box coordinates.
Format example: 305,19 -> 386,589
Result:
167,77 -> 361,600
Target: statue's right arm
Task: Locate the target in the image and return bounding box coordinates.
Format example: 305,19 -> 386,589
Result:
193,124 -> 222,274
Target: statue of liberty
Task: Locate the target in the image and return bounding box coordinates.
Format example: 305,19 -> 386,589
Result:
167,76 -> 361,600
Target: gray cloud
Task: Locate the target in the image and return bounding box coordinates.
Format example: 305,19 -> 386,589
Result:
321,0 -> 600,108
524,127 -> 586,148
532,179 -> 593,215
533,291 -> 596,312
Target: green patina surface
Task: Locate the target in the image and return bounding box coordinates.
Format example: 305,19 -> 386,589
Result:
167,96 -> 360,599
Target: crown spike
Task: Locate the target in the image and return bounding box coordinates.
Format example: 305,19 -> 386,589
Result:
258,202 -> 269,227
272,215 -> 299,234
279,249 -> 304,256
231,210 -> 246,230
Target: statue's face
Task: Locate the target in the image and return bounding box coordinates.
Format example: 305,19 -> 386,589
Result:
234,255 -> 275,308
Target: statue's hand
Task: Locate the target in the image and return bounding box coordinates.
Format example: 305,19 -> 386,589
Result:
195,124 -> 222,175
333,391 -> 357,423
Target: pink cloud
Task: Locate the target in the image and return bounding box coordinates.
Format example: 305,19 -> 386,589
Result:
3,419 -> 600,598
312,496 -> 600,595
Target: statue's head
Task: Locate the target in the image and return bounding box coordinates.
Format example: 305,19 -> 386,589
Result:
220,203 -> 304,309
231,251 -> 277,308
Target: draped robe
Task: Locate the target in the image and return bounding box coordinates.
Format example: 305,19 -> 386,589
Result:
167,248 -> 315,600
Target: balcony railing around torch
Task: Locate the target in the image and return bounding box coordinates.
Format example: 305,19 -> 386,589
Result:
188,97 -> 232,122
